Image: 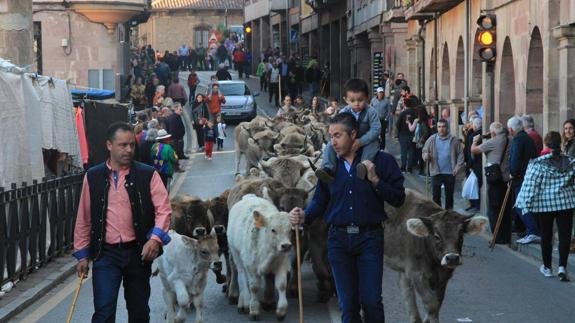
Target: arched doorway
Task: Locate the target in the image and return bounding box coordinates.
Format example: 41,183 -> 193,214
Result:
499,37 -> 516,122
441,42 -> 450,101
526,27 -> 543,133
454,37 -> 464,99
471,29 -> 483,98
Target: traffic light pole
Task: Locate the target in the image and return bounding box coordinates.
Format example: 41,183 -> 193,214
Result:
484,61 -> 495,124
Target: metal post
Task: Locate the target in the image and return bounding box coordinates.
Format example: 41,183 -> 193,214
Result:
463,0 -> 470,119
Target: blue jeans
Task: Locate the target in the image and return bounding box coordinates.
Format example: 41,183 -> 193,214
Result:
327,227 -> 385,323
513,183 -> 539,236
398,134 -> 415,170
91,245 -> 152,323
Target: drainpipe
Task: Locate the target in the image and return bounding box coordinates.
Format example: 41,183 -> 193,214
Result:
433,12 -> 439,121
464,0 -> 470,120
417,20 -> 426,102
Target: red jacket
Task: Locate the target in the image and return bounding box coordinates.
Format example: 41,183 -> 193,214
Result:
234,50 -> 245,63
206,92 -> 225,115
188,73 -> 199,88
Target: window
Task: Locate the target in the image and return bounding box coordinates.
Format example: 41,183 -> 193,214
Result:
88,69 -> 115,90
195,30 -> 209,48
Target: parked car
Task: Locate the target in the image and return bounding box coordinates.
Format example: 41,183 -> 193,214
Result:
211,80 -> 258,122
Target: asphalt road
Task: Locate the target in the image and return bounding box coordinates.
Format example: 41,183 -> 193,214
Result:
10,71 -> 575,323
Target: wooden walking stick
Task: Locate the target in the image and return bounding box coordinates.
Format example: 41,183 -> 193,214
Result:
294,225 -> 304,323
490,181 -> 512,250
425,161 -> 431,199
66,275 -> 85,323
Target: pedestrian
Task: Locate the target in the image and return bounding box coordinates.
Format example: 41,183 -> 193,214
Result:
167,78 -> 187,106
154,58 -> 171,87
268,62 -> 280,107
516,131 -> 575,281
244,48 -> 252,78
310,95 -> 322,114
325,97 -> 340,116
206,82 -> 226,121
216,115 -> 226,151
73,122 -> 171,323
315,79 -> 382,183
203,119 -> 218,160
277,95 -> 296,117
178,44 -> 189,71
130,77 -> 147,111
151,128 -> 179,188
467,116 -> 483,212
306,61 -> 321,97
256,59 -> 267,92
471,121 -> 512,244
294,95 -> 307,111
507,116 -> 540,244
167,103 -> 187,160
371,87 -> 391,150
152,85 -> 165,107
396,96 -> 418,172
139,127 -> 158,166
233,48 -> 246,78
145,76 -> 159,108
191,94 -> 208,152
563,119 -> 575,158
409,106 -> 431,176
391,72 -> 407,115
422,119 -> 464,210
522,115 -> 543,155
216,63 -> 232,81
187,71 -> 199,103
288,112 -> 405,323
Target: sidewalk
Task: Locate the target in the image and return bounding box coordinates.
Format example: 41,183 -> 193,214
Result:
384,136 -> 575,269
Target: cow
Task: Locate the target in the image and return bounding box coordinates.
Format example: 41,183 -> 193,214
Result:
170,195 -> 213,238
155,229 -> 220,323
259,157 -> 308,188
273,133 -> 314,157
227,194 -> 293,321
227,178 -> 308,213
384,189 -> 488,323
207,190 -> 231,288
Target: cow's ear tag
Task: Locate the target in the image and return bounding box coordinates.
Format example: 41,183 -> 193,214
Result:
253,211 -> 265,228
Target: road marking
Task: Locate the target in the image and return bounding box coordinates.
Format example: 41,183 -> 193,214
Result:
18,276 -> 93,323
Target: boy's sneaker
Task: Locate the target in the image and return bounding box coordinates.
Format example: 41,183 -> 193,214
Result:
315,167 -> 335,184
356,163 -> 368,180
208,157 -> 212,161
540,265 -> 554,278
558,266 -> 570,282
516,234 -> 541,245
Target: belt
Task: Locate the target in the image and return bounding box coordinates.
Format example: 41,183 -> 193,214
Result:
330,224 -> 382,234
104,240 -> 138,250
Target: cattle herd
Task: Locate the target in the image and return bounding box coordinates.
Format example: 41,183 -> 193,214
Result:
152,108 -> 490,323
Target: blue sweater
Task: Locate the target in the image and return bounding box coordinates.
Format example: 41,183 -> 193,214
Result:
305,150 -> 406,226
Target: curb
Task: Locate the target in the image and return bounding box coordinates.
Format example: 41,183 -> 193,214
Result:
0,257 -> 77,322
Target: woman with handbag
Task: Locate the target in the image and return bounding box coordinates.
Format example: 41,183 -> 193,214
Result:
191,94 -> 209,152
471,121 -> 512,244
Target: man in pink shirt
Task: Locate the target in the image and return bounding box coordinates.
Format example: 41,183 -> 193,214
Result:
73,122 -> 172,323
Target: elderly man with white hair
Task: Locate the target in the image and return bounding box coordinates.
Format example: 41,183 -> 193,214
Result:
472,122 -> 512,244
522,114 -> 543,155
508,116 -> 540,244
465,116 -> 483,212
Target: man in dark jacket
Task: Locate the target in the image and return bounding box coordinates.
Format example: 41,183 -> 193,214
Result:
167,103 -> 187,160
396,96 -> 418,172
216,64 -> 232,81
154,58 -> 171,87
507,116 -> 539,244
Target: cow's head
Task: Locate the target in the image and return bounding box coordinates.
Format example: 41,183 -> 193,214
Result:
262,186 -> 308,212
181,228 -> 221,270
406,211 -> 488,269
171,196 -> 212,239
252,210 -> 292,253
208,195 -> 229,235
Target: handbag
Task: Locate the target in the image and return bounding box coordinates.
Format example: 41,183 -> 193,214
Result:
484,137 -> 508,184
462,172 -> 480,200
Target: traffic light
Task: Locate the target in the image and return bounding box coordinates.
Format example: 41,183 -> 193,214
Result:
244,24 -> 252,34
476,14 -> 496,62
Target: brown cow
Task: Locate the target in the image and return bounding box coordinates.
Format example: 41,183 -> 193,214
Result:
384,189 -> 488,323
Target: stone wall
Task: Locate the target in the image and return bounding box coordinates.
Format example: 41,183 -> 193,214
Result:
0,0 -> 34,66
33,9 -> 117,87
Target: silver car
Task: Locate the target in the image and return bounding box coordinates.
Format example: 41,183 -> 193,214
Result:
212,81 -> 259,122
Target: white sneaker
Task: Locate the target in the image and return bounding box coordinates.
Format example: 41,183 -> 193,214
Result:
558,266 -> 570,282
516,234 -> 541,244
540,265 -> 553,277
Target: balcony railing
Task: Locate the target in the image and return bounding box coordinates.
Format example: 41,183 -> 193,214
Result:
402,0 -> 464,20
0,173 -> 84,286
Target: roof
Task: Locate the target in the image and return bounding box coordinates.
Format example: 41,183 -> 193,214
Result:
151,0 -> 244,10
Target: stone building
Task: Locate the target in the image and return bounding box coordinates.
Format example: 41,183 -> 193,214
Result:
32,0 -> 148,94
138,0 -> 244,52
400,0 -> 575,135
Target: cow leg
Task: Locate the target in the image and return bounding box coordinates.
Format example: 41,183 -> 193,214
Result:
227,251 -> 240,304
222,249 -> 231,293
162,288 -> 177,323
235,151 -> 243,175
192,293 -> 205,323
173,280 -> 190,323
398,273 -> 422,323
274,262 -> 289,321
261,274 -> 277,311
246,271 -> 262,320
413,277 -> 441,323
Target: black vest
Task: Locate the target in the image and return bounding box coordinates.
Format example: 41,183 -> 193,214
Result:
86,161 -> 156,260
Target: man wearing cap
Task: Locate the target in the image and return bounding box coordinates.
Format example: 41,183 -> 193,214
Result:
73,122 -> 171,322
371,87 -> 392,150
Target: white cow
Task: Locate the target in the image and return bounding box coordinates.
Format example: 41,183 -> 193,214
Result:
227,194 -> 293,321
155,230 -> 220,323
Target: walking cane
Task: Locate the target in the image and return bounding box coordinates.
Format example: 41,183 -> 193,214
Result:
294,225 -> 304,323
490,181 -> 512,250
425,160 -> 431,199
66,275 -> 85,323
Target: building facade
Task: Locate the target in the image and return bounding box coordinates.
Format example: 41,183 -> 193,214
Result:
400,0 -> 575,135
137,0 -> 244,52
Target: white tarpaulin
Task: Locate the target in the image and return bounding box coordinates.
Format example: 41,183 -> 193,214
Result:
0,59 -> 80,188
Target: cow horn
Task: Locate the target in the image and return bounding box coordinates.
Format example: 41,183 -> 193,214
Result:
265,121 -> 274,128
312,150 -> 323,164
207,208 -> 215,227
307,158 -> 318,172
307,185 -> 317,194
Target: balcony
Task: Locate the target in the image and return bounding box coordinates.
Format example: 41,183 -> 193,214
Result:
381,0 -> 407,23
34,0 -> 148,34
402,0 -> 463,20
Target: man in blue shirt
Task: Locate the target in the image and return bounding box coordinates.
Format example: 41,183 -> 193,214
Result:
289,112 -> 405,323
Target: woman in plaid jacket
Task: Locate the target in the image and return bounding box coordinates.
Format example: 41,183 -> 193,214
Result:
516,131 -> 575,281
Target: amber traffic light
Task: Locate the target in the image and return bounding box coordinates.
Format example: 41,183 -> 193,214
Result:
476,14 -> 496,62
244,25 -> 252,34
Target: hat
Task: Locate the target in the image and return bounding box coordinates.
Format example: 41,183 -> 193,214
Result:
156,129 -> 172,140
376,87 -> 384,93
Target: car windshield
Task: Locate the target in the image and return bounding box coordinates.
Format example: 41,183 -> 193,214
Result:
219,83 -> 250,96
